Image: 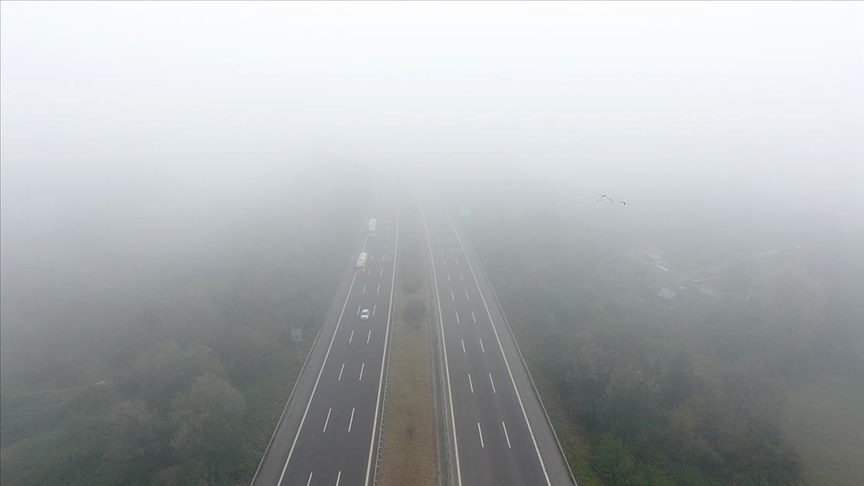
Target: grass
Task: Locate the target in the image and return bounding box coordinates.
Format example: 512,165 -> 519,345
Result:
782,373 -> 864,486
376,198 -> 436,486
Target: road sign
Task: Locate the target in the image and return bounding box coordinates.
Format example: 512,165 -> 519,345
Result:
291,328 -> 303,342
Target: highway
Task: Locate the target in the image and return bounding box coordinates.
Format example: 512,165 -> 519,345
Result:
251,182 -> 399,486
420,191 -> 576,486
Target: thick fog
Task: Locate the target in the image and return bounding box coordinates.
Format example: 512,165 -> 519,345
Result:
1,3 -> 862,484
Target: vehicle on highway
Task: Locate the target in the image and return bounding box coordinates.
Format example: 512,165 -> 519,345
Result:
360,308 -> 370,320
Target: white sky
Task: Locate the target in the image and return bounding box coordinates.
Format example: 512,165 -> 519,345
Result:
2,1 -> 863,223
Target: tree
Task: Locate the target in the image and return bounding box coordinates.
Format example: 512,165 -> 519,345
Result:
169,374 -> 247,483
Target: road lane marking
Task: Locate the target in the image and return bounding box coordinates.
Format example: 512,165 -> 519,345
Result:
338,363 -> 345,381
477,422 -> 485,448
460,273 -> 464,282
465,290 -> 470,300
479,338 -> 485,353
349,331 -> 354,344
323,408 -> 332,432
489,373 -> 497,393
468,374 -> 474,393
367,329 -> 372,343
376,284 -> 381,294
502,421 -> 512,449
419,202 -> 462,486
380,268 -> 383,276
461,339 -> 466,353
451,290 -> 455,301
357,304 -> 361,315
348,407 -> 356,432
306,471 -> 313,486
440,247 -> 444,255
472,311 -> 476,323
364,190 -> 400,486
455,312 -> 460,324
362,284 -> 367,293
271,245 -> 362,486
384,243 -> 388,251
359,362 -> 365,381
447,274 -> 451,282
455,258 -> 459,266
441,202 -> 553,485
335,471 -> 342,486
443,259 -> 448,267
373,304 -> 377,316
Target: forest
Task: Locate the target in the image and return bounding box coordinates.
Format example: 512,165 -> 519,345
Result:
448,174 -> 863,485
0,167 -> 367,485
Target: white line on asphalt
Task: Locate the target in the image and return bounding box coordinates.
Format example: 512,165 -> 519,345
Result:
363,191 -> 400,486
362,284 -> 367,293
349,330 -> 355,344
455,258 -> 459,266
442,202 -> 552,485
384,243 -> 387,251
377,284 -> 380,294
447,274 -> 451,282
373,304 -> 377,316
455,312 -> 460,324
419,202 -> 462,486
338,363 -> 345,381
477,422 -> 485,448
465,290 -> 470,300
323,408 -> 332,432
502,421 -> 512,448
451,290 -> 455,301
479,338 -> 485,353
489,373 -> 497,393
461,339 -> 466,353
359,362 -> 365,381
468,373 -> 474,393
443,259 -> 448,267
348,407 -> 356,432
440,247 -> 444,255
472,311 -> 476,323
357,304 -> 361,315
380,268 -> 383,276
306,471 -> 313,486
335,471 -> 342,486
460,273 -> 464,282
367,329 -> 372,343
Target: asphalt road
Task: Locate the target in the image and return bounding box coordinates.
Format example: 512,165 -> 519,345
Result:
251,184 -> 399,486
420,192 -> 576,486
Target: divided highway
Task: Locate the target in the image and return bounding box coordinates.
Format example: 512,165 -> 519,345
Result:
251,183 -> 399,486
420,192 -> 576,486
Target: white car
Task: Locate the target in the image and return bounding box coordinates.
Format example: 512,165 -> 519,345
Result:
360,308 -> 370,320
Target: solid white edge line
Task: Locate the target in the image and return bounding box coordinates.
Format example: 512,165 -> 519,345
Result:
363,185 -> 400,486
419,198 -> 463,486
442,200 -> 553,486
276,268 -> 360,486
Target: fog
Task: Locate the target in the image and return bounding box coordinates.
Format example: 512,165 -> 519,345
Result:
1,2 -> 862,485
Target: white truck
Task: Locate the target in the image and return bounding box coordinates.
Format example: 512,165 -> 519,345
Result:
356,252 -> 368,274
368,218 -> 377,233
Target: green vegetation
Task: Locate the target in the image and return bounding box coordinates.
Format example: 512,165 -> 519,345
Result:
449,178 -> 863,486
0,168 -> 366,485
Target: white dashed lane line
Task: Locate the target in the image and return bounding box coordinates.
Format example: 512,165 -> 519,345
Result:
338,364 -> 345,381
322,408 -> 332,432
489,373 -> 497,393
502,421 -> 512,449
477,422 -> 485,448
468,374 -> 474,393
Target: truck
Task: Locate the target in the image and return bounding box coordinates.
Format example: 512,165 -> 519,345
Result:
368,218 -> 377,233
356,252 -> 368,274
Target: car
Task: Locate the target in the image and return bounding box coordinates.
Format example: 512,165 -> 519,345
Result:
360,308 -> 370,320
